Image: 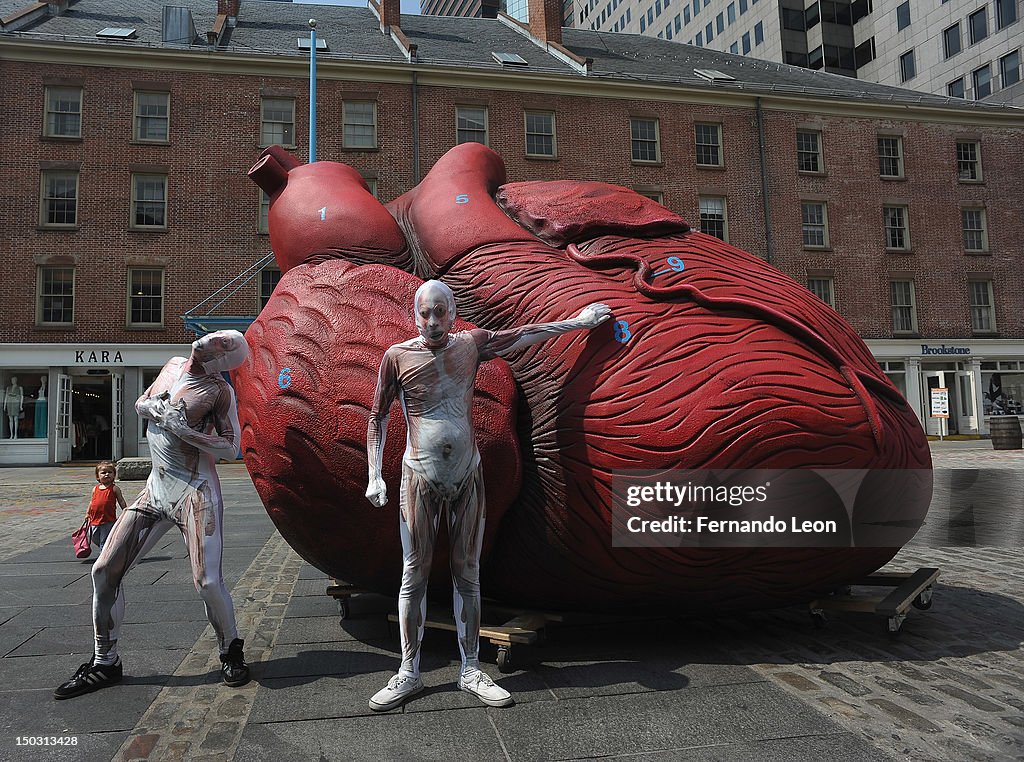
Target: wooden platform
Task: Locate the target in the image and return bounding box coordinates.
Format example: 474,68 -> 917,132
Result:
808,567 -> 940,635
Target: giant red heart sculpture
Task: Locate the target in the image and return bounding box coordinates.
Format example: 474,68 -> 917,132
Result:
237,143 -> 931,613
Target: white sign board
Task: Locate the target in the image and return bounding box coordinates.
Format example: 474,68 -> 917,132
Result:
930,387 -> 950,418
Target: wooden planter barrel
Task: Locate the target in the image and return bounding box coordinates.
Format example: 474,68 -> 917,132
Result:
990,416 -> 1023,450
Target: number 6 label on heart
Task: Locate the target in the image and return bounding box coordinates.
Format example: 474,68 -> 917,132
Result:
278,368 -> 292,389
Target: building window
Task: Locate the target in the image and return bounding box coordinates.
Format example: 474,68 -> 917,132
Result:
364,177 -> 378,198
948,77 -> 966,98
695,123 -> 722,166
258,190 -> 270,234
630,117 -> 661,162
807,277 -> 835,308
43,86 -> 82,138
956,141 -> 982,181
962,208 -> 989,251
456,106 -> 488,145
525,111 -> 556,157
890,280 -> 917,333
636,189 -> 664,203
899,49 -> 916,82
943,23 -> 961,58
706,21 -> 713,41
128,268 -> 164,326
973,64 -> 993,98
970,281 -> 996,332
801,202 -> 829,247
878,136 -> 904,178
133,91 -> 170,142
38,267 -> 74,325
260,97 -> 295,147
698,196 -> 728,241
259,268 -> 281,311
754,20 -> 763,44
968,7 -> 988,43
884,205 -> 910,250
342,101 -> 377,149
796,130 -> 823,172
1001,50 -> 1021,87
742,32 -> 751,53
896,0 -> 910,30
39,171 -> 78,227
996,0 -> 1017,28
131,174 -> 168,229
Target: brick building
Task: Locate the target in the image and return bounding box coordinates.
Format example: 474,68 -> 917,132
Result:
1,0 -> 1022,464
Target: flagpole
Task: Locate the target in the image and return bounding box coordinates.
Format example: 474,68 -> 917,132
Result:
308,18 -> 317,163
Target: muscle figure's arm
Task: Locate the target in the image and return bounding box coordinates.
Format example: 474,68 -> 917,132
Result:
475,303 -> 612,360
366,349 -> 400,507
163,386 -> 241,461
135,358 -> 187,423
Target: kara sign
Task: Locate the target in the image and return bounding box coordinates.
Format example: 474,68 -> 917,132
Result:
921,344 -> 971,355
73,350 -> 125,364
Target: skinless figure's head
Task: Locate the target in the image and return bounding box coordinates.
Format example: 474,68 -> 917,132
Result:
191,330 -> 250,374
414,281 -> 456,349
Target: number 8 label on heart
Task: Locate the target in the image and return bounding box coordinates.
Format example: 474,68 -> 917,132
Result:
613,320 -> 632,343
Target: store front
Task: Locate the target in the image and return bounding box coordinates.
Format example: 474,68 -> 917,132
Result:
0,343 -> 190,465
867,339 -> 1024,437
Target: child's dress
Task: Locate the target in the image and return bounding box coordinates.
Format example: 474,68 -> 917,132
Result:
87,485 -> 119,552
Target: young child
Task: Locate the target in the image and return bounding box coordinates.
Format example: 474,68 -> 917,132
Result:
86,461 -> 126,553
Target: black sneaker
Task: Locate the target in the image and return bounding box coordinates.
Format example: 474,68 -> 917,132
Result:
220,638 -> 250,687
54,659 -> 122,700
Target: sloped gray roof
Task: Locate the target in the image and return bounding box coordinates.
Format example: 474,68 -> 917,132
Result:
3,0 -> 1019,113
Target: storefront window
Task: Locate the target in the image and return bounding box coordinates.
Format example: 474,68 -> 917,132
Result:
983,363 -> 1023,415
878,361 -> 907,398
1,370 -> 49,439
139,369 -> 161,438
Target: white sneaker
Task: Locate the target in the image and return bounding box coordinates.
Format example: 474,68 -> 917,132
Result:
368,674 -> 424,711
458,669 -> 513,708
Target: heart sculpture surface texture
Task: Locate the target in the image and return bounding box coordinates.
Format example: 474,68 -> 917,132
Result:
237,143 -> 932,613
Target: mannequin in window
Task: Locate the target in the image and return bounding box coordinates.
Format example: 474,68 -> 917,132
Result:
4,377 -> 24,439
34,376 -> 47,438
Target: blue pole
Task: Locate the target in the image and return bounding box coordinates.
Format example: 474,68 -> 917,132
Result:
309,20 -> 317,163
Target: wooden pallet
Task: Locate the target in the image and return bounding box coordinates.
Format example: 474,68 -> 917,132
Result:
808,567 -> 940,635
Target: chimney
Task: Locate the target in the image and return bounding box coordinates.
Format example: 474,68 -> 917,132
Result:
379,0 -> 400,33
528,0 -> 562,45
217,0 -> 240,24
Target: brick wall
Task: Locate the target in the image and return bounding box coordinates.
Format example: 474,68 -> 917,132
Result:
2,58 -> 1022,346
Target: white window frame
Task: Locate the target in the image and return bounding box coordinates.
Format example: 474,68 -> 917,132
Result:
807,277 -> 835,308
258,267 -> 281,312
133,90 -> 170,143
801,201 -> 829,248
130,173 -> 168,230
258,190 -> 270,234
695,122 -> 723,167
127,267 -> 165,327
884,205 -> 910,251
630,117 -> 661,163
956,141 -> 982,182
969,280 -> 996,333
342,100 -> 378,149
39,170 -> 79,228
260,97 -> 296,147
43,86 -> 82,138
456,105 -> 489,146
37,266 -> 75,326
890,280 -> 918,334
962,207 -> 989,252
698,195 -> 728,241
796,130 -> 823,173
524,111 -> 557,158
878,136 -> 904,178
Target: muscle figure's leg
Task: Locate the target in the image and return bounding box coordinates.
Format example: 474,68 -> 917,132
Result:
448,464 -> 486,675
397,466 -> 442,678
92,492 -> 172,665
179,480 -> 238,653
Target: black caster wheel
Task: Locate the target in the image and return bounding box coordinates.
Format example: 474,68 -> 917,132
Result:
497,646 -> 512,673
912,589 -> 933,610
338,599 -> 350,621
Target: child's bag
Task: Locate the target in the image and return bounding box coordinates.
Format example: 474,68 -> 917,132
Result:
72,519 -> 91,559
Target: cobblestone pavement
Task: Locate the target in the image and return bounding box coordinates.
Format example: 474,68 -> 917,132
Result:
0,442 -> 1021,761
